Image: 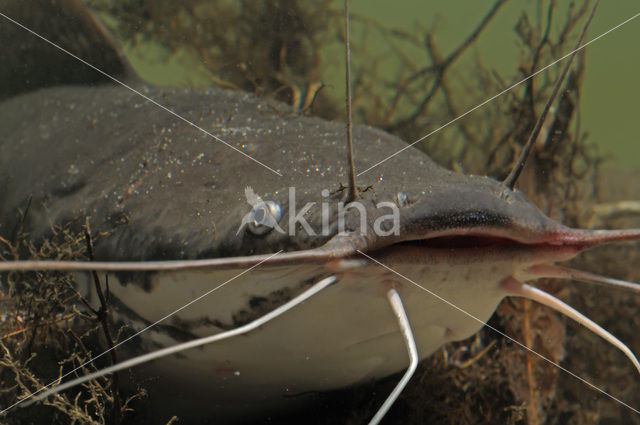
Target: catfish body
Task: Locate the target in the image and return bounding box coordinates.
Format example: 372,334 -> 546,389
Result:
1,81 -> 554,260
0,77 -> 570,423
0,83 -> 436,258
0,58 -> 552,416
0,1 -> 612,423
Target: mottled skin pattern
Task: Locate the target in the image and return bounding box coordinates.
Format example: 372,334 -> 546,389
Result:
0,83 -> 564,265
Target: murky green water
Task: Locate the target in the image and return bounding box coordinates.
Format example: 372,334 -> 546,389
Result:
120,0 -> 639,170
353,1 -> 640,170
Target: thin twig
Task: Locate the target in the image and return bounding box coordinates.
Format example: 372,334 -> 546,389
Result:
84,217 -> 121,425
12,195 -> 32,245
504,0 -> 600,189
387,0 -> 507,131
0,313 -> 76,340
344,0 -> 357,202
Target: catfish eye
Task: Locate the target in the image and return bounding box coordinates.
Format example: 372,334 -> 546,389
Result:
396,191 -> 408,207
247,201 -> 282,235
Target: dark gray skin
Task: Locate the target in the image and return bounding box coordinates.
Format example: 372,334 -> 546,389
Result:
0,1 -> 576,265
0,82 -> 565,264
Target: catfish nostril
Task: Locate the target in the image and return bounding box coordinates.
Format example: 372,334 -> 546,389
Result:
247,201 -> 282,235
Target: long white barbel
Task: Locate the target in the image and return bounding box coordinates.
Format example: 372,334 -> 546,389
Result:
13,275 -> 337,409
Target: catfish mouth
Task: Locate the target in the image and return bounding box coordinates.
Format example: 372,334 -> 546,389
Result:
386,191 -> 640,258
392,231 -> 583,264
390,224 -> 640,261
382,202 -> 582,254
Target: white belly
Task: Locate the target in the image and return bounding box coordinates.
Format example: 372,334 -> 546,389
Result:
103,244 -> 543,420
